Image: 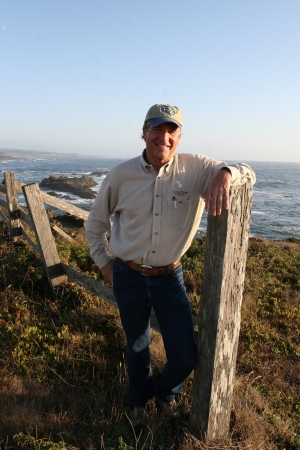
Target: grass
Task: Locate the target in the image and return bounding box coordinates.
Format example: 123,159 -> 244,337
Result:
0,216 -> 299,450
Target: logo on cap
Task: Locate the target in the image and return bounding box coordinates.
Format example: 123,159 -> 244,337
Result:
160,105 -> 177,116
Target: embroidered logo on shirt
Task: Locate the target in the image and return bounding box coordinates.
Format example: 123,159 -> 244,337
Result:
173,190 -> 188,196
175,180 -> 184,189
173,181 -> 188,196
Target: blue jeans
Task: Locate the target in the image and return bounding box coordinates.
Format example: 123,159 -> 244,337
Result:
113,260 -> 197,408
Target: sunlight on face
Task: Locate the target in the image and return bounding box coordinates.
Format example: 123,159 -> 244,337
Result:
143,123 -> 182,171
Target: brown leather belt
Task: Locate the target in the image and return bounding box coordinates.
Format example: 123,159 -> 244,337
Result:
115,257 -> 181,276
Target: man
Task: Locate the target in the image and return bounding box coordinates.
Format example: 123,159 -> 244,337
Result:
85,104 -> 255,433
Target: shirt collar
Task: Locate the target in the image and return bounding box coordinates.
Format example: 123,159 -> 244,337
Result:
140,150 -> 175,174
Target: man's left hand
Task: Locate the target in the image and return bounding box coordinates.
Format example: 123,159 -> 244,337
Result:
205,169 -> 232,216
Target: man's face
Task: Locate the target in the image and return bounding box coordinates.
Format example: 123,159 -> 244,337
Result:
143,122 -> 182,170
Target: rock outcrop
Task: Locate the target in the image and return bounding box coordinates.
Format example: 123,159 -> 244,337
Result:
40,175 -> 98,199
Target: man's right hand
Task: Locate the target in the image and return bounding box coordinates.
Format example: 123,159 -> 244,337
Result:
100,260 -> 114,287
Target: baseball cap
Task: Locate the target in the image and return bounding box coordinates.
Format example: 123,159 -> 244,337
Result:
144,104 -> 183,128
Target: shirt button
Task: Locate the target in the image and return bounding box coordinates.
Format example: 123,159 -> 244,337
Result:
152,250 -> 156,253
156,195 -> 159,197
155,231 -> 158,235
155,213 -> 159,216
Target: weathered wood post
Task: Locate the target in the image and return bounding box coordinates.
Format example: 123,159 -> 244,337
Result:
22,183 -> 65,293
4,172 -> 22,242
189,182 -> 253,440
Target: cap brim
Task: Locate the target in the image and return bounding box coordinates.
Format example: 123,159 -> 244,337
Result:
148,118 -> 182,128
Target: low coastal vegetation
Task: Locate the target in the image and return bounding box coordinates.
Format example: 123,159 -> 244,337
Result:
0,217 -> 299,450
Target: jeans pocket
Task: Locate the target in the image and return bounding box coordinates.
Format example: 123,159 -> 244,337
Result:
113,260 -> 127,274
169,264 -> 184,281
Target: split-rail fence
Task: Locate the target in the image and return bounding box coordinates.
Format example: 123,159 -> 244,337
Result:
0,171 -> 253,441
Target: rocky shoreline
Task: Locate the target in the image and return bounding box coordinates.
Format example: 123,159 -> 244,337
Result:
39,173 -> 107,199
1,150 -> 109,199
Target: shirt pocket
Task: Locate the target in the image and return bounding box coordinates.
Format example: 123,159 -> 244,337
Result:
167,199 -> 191,230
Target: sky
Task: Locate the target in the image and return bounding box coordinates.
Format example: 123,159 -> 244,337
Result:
1,0 -> 299,162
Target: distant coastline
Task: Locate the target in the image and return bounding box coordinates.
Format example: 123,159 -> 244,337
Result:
0,148 -> 112,160
0,155 -> 23,161
0,151 -> 27,162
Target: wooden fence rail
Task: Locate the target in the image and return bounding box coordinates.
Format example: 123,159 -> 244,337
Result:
0,172 -> 253,442
0,173 -> 160,330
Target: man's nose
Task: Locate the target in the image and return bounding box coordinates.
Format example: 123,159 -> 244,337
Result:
158,130 -> 170,140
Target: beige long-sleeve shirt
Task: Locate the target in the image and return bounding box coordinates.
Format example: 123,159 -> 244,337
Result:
85,152 -> 256,269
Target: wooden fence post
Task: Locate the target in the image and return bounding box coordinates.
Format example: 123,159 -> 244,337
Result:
189,182 -> 253,440
4,172 -> 22,242
22,183 -> 65,293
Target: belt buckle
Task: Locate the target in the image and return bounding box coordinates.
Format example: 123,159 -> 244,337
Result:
139,264 -> 153,275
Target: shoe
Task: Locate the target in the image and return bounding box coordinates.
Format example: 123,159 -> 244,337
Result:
156,398 -> 176,416
130,406 -> 145,434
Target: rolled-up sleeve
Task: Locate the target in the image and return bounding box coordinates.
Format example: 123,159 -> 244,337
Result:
225,163 -> 256,186
85,174 -> 116,269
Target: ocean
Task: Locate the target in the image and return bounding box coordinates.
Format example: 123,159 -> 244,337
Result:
0,156 -> 299,241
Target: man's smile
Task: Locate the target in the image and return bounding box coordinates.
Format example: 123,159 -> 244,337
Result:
143,122 -> 182,171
